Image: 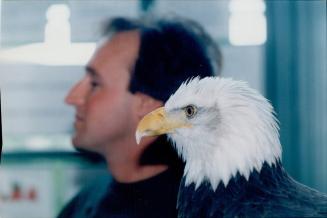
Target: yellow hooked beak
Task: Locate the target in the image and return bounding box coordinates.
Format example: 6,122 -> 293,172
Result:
135,107 -> 190,144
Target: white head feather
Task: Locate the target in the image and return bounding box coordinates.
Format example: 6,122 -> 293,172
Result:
165,77 -> 282,190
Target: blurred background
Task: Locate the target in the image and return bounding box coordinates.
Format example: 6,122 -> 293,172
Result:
0,0 -> 326,218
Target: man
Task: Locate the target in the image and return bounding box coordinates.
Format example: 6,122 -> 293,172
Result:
58,16 -> 222,218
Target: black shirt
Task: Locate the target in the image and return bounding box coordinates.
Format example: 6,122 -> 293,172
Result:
57,167 -> 182,218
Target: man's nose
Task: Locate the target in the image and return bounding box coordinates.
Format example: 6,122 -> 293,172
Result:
65,80 -> 88,106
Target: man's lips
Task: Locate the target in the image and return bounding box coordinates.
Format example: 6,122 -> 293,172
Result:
74,114 -> 84,128
75,114 -> 84,121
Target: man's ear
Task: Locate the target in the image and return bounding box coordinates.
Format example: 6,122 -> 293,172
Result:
134,92 -> 163,118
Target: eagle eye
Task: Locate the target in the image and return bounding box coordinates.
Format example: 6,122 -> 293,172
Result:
183,105 -> 197,118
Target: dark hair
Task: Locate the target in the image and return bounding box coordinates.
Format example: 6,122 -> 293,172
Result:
103,16 -> 222,102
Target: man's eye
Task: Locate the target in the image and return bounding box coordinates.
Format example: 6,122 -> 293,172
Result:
90,81 -> 99,89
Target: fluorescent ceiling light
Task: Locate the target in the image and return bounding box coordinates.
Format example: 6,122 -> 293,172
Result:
0,4 -> 96,66
228,0 -> 267,46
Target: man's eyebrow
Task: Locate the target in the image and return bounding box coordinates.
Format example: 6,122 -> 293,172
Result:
86,66 -> 99,77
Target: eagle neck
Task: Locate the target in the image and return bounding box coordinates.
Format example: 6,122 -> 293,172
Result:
179,160 -> 287,201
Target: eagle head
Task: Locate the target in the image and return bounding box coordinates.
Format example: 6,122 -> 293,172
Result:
136,77 -> 282,190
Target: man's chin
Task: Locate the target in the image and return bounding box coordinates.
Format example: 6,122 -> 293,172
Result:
74,147 -> 105,162
71,136 -> 92,150
71,137 -> 105,162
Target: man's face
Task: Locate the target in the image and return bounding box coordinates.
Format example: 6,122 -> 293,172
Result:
65,31 -> 140,153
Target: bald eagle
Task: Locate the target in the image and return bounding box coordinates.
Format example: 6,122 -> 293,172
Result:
136,77 -> 327,218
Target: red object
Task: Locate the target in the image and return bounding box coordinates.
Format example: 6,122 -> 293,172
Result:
11,184 -> 22,201
28,188 -> 37,201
